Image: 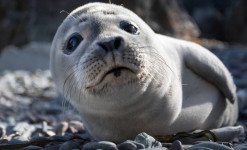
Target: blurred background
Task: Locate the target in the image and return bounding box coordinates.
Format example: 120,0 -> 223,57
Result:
0,0 -> 246,68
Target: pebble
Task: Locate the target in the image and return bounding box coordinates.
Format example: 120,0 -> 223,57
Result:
7,138 -> 26,145
124,140 -> 145,149
117,141 -> 137,150
186,142 -> 232,150
59,140 -> 80,150
134,132 -> 162,148
69,120 -> 85,133
20,145 -> 43,150
73,133 -> 90,140
170,140 -> 184,150
142,147 -> 168,150
82,141 -> 118,150
55,122 -> 69,135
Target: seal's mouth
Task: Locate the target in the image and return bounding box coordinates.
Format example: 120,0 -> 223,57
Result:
104,67 -> 132,78
86,66 -> 135,89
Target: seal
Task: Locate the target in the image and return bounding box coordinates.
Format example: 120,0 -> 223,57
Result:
50,2 -> 239,143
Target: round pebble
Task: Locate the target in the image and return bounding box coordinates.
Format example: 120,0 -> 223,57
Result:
170,140 -> 184,150
82,141 -> 118,150
21,145 -> 43,150
59,140 -> 80,150
117,141 -> 137,150
124,140 -> 145,149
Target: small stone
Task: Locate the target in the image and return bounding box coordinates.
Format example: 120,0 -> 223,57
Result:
12,122 -> 36,139
82,141 -> 118,150
20,145 -> 43,150
7,138 -> 26,145
143,147 -> 168,150
120,140 -> 145,149
45,130 -> 56,136
186,142 -> 232,150
51,135 -> 72,141
59,140 -> 80,150
134,132 -> 162,148
68,120 -> 85,133
170,140 -> 184,150
117,141 -> 137,150
74,133 -> 90,140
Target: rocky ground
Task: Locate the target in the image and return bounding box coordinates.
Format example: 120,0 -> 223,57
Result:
0,41 -> 247,150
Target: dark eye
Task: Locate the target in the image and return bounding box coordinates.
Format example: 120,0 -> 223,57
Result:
120,21 -> 139,34
65,33 -> 83,54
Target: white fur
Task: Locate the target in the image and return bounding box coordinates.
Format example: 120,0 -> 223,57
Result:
50,2 -> 239,143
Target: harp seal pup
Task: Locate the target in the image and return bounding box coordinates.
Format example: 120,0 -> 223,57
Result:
50,2 -> 240,143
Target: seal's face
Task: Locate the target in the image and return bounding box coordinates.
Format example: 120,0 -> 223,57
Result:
50,3 -> 165,102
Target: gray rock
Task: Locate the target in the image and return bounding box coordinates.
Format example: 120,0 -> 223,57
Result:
118,141 -> 138,150
142,147 -> 167,150
7,138 -> 26,145
125,140 -> 145,149
186,142 -> 232,150
20,145 -> 43,150
69,120 -> 85,133
170,140 -> 184,150
73,133 -> 90,140
82,141 -> 118,150
134,132 -> 162,148
59,140 -> 80,150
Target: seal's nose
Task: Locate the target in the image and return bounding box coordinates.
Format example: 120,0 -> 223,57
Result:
98,37 -> 123,53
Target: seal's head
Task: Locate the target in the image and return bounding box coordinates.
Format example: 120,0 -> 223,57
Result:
50,2 -> 174,115
50,2 -> 183,142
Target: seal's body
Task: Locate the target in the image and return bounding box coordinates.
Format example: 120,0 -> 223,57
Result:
50,3 -> 238,142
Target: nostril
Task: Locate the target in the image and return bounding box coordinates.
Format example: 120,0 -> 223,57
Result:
114,37 -> 122,49
99,43 -> 108,52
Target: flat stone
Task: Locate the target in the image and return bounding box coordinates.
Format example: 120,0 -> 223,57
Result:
20,145 -> 43,150
117,141 -> 137,150
186,142 -> 232,150
82,141 -> 118,150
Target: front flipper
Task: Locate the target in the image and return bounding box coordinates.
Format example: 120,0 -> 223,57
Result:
183,43 -> 237,103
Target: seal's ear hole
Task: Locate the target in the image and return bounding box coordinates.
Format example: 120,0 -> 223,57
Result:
64,33 -> 83,55
120,21 -> 139,35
